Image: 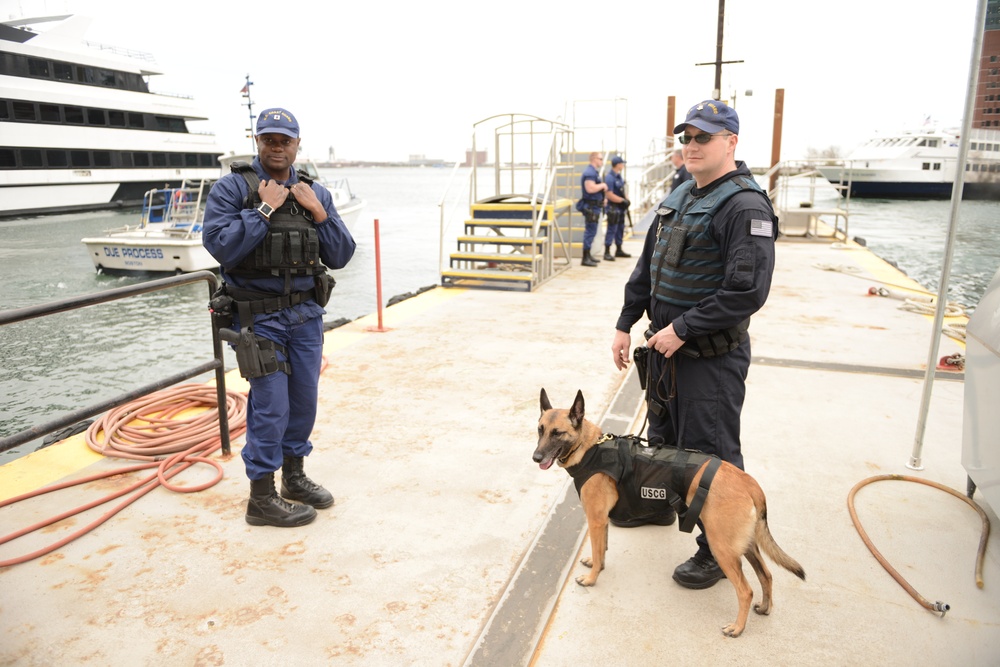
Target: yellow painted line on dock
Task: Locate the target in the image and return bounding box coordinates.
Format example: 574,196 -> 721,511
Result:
0,433 -> 103,502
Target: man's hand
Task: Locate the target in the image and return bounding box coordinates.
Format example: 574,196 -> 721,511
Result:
289,182 -> 328,223
621,198 -> 631,208
611,329 -> 632,371
258,180 -> 289,213
647,323 -> 685,358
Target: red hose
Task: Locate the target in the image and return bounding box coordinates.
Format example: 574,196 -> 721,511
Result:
0,384 -> 247,568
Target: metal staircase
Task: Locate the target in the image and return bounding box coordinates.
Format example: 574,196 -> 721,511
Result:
438,102 -> 632,291
439,114 -> 576,291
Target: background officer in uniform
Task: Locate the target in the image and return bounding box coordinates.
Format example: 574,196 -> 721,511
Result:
203,107 -> 356,528
602,155 -> 631,261
669,149 -> 692,193
576,151 -> 607,267
610,100 -> 777,589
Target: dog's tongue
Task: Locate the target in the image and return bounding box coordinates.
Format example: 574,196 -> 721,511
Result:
538,457 -> 554,470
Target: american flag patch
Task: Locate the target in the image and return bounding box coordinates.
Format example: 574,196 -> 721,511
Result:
749,219 -> 773,237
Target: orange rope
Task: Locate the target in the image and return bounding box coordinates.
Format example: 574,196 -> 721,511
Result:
0,384 -> 246,568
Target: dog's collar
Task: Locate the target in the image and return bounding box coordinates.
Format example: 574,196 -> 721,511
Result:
559,433 -> 612,465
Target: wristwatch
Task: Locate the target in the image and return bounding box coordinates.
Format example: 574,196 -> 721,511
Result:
257,202 -> 274,220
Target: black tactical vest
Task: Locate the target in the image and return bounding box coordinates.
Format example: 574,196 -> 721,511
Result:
227,162 -> 326,279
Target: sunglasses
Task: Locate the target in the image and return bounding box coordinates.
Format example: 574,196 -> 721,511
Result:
678,132 -> 733,145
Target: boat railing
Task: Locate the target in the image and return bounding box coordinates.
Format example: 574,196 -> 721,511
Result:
138,180 -> 211,236
0,271 -> 233,457
765,159 -> 851,241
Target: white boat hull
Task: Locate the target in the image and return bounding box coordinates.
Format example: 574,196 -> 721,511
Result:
81,231 -> 218,274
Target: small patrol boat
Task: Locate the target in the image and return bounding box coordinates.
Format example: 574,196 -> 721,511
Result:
79,179 -> 219,274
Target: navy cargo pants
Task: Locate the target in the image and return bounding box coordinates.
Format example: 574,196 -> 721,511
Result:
645,340 -> 750,556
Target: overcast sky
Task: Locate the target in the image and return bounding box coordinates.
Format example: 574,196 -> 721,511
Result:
3,0 -> 982,167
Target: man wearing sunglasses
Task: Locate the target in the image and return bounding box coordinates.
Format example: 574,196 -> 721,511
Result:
610,99 -> 778,589
575,151 -> 608,267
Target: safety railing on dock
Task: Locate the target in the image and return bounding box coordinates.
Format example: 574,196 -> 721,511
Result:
765,160 -> 852,242
0,271 -> 233,456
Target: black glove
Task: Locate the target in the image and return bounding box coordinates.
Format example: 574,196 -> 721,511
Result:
620,198 -> 631,208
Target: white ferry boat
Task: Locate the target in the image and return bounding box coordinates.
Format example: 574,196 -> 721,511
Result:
0,15 -> 223,217
817,127 -> 1000,199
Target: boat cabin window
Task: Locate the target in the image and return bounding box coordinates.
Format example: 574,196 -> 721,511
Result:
0,149 -> 14,167
46,150 -> 67,167
922,162 -> 931,170
39,104 -> 60,122
12,101 -> 35,121
87,109 -> 107,126
933,163 -> 941,171
108,111 -> 126,127
64,106 -> 84,124
70,151 -> 90,168
21,149 -> 42,168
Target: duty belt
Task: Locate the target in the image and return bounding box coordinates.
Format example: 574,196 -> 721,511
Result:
226,285 -> 317,315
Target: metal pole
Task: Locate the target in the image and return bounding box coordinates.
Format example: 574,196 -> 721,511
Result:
907,0 -> 986,470
713,0 -> 725,99
372,218 -> 387,332
769,89 -> 785,194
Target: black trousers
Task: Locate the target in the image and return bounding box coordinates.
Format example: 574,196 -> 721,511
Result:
645,341 -> 750,557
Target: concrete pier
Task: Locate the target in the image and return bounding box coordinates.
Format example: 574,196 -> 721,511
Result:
1,233 -> 997,666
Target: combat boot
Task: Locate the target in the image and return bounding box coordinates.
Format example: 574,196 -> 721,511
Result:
615,245 -> 632,258
581,250 -> 598,267
281,455 -> 335,509
603,246 -> 615,261
246,474 -> 317,527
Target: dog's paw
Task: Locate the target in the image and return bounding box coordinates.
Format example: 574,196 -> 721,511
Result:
575,574 -> 597,587
580,556 -> 594,569
753,602 -> 771,616
721,623 -> 744,638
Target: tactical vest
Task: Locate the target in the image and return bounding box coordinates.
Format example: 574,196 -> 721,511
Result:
650,175 -> 771,308
227,162 -> 327,281
566,435 -> 721,532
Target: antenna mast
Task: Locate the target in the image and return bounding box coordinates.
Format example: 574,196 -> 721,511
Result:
242,74 -> 255,152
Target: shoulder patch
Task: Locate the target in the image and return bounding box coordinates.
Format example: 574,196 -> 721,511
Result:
749,219 -> 773,237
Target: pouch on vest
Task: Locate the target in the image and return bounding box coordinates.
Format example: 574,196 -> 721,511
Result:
664,226 -> 687,267
314,273 -> 334,307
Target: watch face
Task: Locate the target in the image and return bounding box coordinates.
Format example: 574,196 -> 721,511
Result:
259,203 -> 273,216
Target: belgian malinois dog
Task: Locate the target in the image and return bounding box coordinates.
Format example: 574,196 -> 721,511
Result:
533,388 -> 805,638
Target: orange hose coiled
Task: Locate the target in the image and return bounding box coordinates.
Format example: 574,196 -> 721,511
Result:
0,384 -> 247,568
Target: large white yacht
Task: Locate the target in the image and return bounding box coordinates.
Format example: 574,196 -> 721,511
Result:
816,127 -> 1000,199
0,15 -> 223,217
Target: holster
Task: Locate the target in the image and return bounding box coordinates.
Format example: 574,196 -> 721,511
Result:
633,346 -> 649,391
219,327 -> 290,379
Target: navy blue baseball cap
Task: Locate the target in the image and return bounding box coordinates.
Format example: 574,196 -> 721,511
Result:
256,108 -> 300,138
610,155 -> 626,166
673,100 -> 739,135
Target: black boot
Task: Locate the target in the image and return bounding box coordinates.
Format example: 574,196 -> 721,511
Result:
603,246 -> 615,261
615,245 -> 631,258
672,551 -> 726,589
246,474 -> 317,527
281,456 -> 335,509
581,250 -> 598,267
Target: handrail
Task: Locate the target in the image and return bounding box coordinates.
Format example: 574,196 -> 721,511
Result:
438,160 -> 465,273
0,271 -> 232,456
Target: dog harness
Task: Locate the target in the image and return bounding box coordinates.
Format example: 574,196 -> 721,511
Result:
566,435 -> 722,533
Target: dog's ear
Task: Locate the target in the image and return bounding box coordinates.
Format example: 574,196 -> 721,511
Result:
540,388 -> 552,414
569,390 -> 585,427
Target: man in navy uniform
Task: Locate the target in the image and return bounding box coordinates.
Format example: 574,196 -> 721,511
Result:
576,151 -> 608,267
602,155 -> 631,261
610,100 -> 778,588
203,107 -> 356,527
669,149 -> 692,192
